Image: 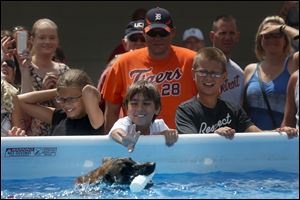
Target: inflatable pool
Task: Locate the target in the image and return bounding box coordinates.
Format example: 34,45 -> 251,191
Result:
1,132 -> 298,180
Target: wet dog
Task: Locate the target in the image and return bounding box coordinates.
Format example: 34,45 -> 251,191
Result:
76,157 -> 155,185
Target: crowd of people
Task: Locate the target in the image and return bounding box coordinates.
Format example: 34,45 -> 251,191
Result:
1,5 -> 299,152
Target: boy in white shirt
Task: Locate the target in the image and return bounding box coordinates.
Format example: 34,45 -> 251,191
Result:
109,80 -> 178,152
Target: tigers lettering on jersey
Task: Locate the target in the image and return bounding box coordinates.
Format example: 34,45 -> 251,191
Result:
129,67 -> 182,83
129,67 -> 183,97
155,13 -> 162,21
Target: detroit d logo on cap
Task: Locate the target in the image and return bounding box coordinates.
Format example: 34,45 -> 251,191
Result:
155,13 -> 162,21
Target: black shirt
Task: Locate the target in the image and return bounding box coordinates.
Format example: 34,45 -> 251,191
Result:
51,109 -> 104,135
175,96 -> 253,134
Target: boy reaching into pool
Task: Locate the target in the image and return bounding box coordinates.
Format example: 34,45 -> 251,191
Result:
18,69 -> 104,135
109,80 -> 178,152
175,47 -> 298,139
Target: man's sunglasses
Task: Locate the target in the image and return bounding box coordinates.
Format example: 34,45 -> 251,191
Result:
128,34 -> 145,42
146,30 -> 170,38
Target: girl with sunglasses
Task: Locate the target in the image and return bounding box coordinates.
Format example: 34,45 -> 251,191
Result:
1,31 -> 22,91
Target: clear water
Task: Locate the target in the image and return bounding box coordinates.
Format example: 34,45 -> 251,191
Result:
1,170 -> 298,199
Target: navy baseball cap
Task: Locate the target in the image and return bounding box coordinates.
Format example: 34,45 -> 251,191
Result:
124,20 -> 144,37
144,7 -> 174,33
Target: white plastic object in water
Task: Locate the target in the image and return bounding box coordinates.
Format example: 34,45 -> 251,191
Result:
130,172 -> 155,192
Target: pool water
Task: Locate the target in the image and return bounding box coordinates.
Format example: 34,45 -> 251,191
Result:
1,170 -> 298,199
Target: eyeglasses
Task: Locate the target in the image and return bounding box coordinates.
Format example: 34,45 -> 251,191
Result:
262,33 -> 284,39
128,34 -> 145,42
55,95 -> 82,104
193,69 -> 224,78
146,30 -> 170,38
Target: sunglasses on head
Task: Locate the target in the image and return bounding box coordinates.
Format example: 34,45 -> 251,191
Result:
128,34 -> 145,42
4,60 -> 16,69
146,30 -> 170,38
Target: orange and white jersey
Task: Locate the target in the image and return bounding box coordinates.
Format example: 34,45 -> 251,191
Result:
102,45 -> 197,128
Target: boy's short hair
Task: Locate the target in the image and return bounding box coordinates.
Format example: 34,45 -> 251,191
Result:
124,80 -> 161,120
193,47 -> 227,72
57,69 -> 93,90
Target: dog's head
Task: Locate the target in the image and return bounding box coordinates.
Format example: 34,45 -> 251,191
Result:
102,157 -> 155,185
76,157 -> 155,185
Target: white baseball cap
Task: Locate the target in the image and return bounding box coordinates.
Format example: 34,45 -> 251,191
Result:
183,28 -> 204,41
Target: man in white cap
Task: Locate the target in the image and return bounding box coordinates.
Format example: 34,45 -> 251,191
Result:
182,28 -> 205,52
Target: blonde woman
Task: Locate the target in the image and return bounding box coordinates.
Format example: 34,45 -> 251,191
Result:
18,18 -> 70,135
244,15 -> 299,130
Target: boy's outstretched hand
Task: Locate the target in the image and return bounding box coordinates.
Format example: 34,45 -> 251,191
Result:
117,124 -> 141,153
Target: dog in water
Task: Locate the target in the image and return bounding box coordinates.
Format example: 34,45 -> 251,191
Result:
76,157 -> 155,185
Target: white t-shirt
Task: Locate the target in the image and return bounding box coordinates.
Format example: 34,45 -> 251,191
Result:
108,116 -> 169,136
219,59 -> 245,106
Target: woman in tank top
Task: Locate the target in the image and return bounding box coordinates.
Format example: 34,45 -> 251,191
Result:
244,15 -> 298,130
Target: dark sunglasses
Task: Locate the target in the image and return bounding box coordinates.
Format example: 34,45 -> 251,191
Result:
128,34 -> 145,42
4,60 -> 16,69
147,30 -> 170,38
